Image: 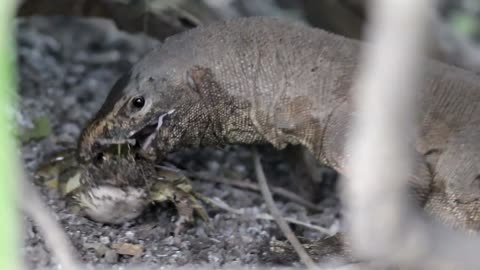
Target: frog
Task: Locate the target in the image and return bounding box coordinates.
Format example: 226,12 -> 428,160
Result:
35,147 -> 209,230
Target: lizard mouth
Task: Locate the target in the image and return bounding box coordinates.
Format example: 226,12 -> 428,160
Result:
129,110 -> 175,151
130,122 -> 157,150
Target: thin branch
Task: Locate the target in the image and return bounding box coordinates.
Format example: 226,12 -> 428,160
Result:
345,0 -> 431,262
182,170 -> 324,212
346,0 -> 480,268
20,176 -> 81,270
253,150 -> 317,269
203,196 -> 334,236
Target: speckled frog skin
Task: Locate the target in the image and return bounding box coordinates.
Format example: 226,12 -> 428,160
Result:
78,17 -> 480,233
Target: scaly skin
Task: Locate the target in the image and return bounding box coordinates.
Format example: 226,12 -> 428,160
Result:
78,17 -> 480,233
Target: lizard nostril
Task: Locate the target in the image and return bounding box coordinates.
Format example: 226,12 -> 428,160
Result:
89,142 -> 102,160
94,152 -> 105,164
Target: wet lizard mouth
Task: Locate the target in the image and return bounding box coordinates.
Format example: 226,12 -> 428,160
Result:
130,123 -> 157,150
129,110 -> 175,151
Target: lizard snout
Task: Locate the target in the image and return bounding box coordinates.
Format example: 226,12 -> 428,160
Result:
76,120 -> 114,163
77,122 -> 149,163
76,137 -> 98,164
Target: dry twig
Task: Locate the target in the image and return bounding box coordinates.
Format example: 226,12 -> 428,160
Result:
253,150 -> 317,269
203,196 -> 334,236
182,170 -> 324,212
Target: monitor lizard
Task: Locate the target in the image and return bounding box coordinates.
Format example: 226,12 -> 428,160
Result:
76,17 -> 480,253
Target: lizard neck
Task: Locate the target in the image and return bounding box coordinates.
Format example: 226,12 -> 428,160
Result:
157,63 -> 354,176
152,18 -> 361,167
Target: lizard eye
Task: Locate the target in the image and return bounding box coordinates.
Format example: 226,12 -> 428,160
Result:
132,96 -> 145,109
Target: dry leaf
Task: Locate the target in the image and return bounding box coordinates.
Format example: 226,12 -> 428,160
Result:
111,242 -> 144,257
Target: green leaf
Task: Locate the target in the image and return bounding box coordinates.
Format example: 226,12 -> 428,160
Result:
450,12 -> 476,37
20,115 -> 52,142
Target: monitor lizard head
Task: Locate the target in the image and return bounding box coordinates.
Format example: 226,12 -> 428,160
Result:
76,44 -> 221,164
77,64 -> 178,163
77,21 -> 257,163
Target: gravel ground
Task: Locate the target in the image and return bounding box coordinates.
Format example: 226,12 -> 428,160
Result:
17,17 -> 340,269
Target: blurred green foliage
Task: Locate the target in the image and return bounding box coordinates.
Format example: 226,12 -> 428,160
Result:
0,0 -> 20,269
20,116 -> 52,142
442,0 -> 480,44
451,11 -> 476,36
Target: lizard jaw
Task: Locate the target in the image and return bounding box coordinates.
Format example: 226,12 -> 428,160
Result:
129,109 -> 175,151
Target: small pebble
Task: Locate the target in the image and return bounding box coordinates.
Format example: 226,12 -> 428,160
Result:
194,227 -> 208,238
233,164 -> 247,175
100,236 -> 110,245
104,250 -> 119,264
207,161 -> 220,173
208,252 -> 222,264
94,244 -> 108,257
125,231 -> 135,239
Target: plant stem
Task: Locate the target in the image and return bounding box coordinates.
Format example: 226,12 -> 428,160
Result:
0,1 -> 21,269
